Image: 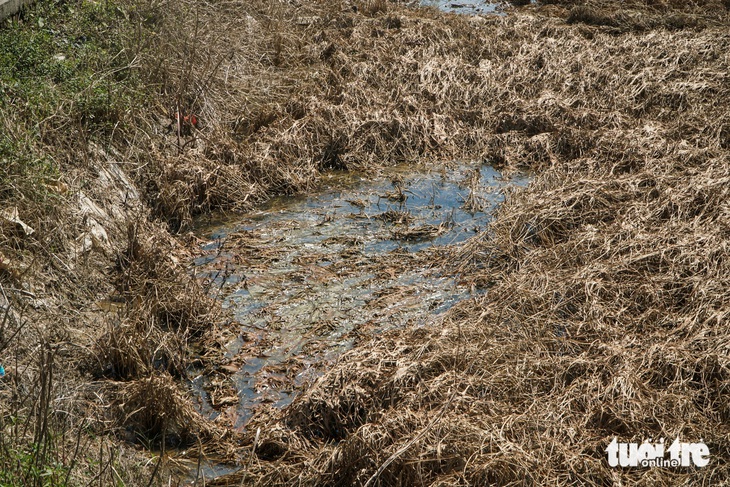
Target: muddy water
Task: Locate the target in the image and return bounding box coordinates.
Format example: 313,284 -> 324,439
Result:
189,163 -> 528,439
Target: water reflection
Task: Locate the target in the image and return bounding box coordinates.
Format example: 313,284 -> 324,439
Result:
189,163 -> 529,431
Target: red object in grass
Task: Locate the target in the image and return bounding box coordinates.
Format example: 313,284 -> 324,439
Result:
175,112 -> 199,128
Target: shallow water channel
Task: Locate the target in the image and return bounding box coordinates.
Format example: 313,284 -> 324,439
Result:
189,162 -> 527,437
419,0 -> 503,15
418,0 -> 535,15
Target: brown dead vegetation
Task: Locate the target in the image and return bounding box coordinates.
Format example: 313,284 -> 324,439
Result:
133,0 -> 730,235
179,1 -> 730,486
3,0 -> 730,484
85,219 -> 238,450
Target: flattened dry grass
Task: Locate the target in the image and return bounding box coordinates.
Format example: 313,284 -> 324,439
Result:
83,219 -> 237,449
136,0 -> 730,233
4,0 -> 730,483
196,1 -> 730,485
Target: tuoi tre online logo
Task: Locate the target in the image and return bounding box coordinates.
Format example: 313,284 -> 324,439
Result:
606,437 -> 710,468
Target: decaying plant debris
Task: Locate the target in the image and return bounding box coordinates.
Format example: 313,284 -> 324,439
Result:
2,0 -> 730,484
195,1 -> 729,486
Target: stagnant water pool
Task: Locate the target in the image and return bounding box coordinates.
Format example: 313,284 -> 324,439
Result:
188,162 -> 528,436
419,0 -> 503,15
418,0 -> 535,15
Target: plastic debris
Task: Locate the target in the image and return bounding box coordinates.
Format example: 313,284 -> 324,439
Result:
0,365 -> 5,378
1,207 -> 35,236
